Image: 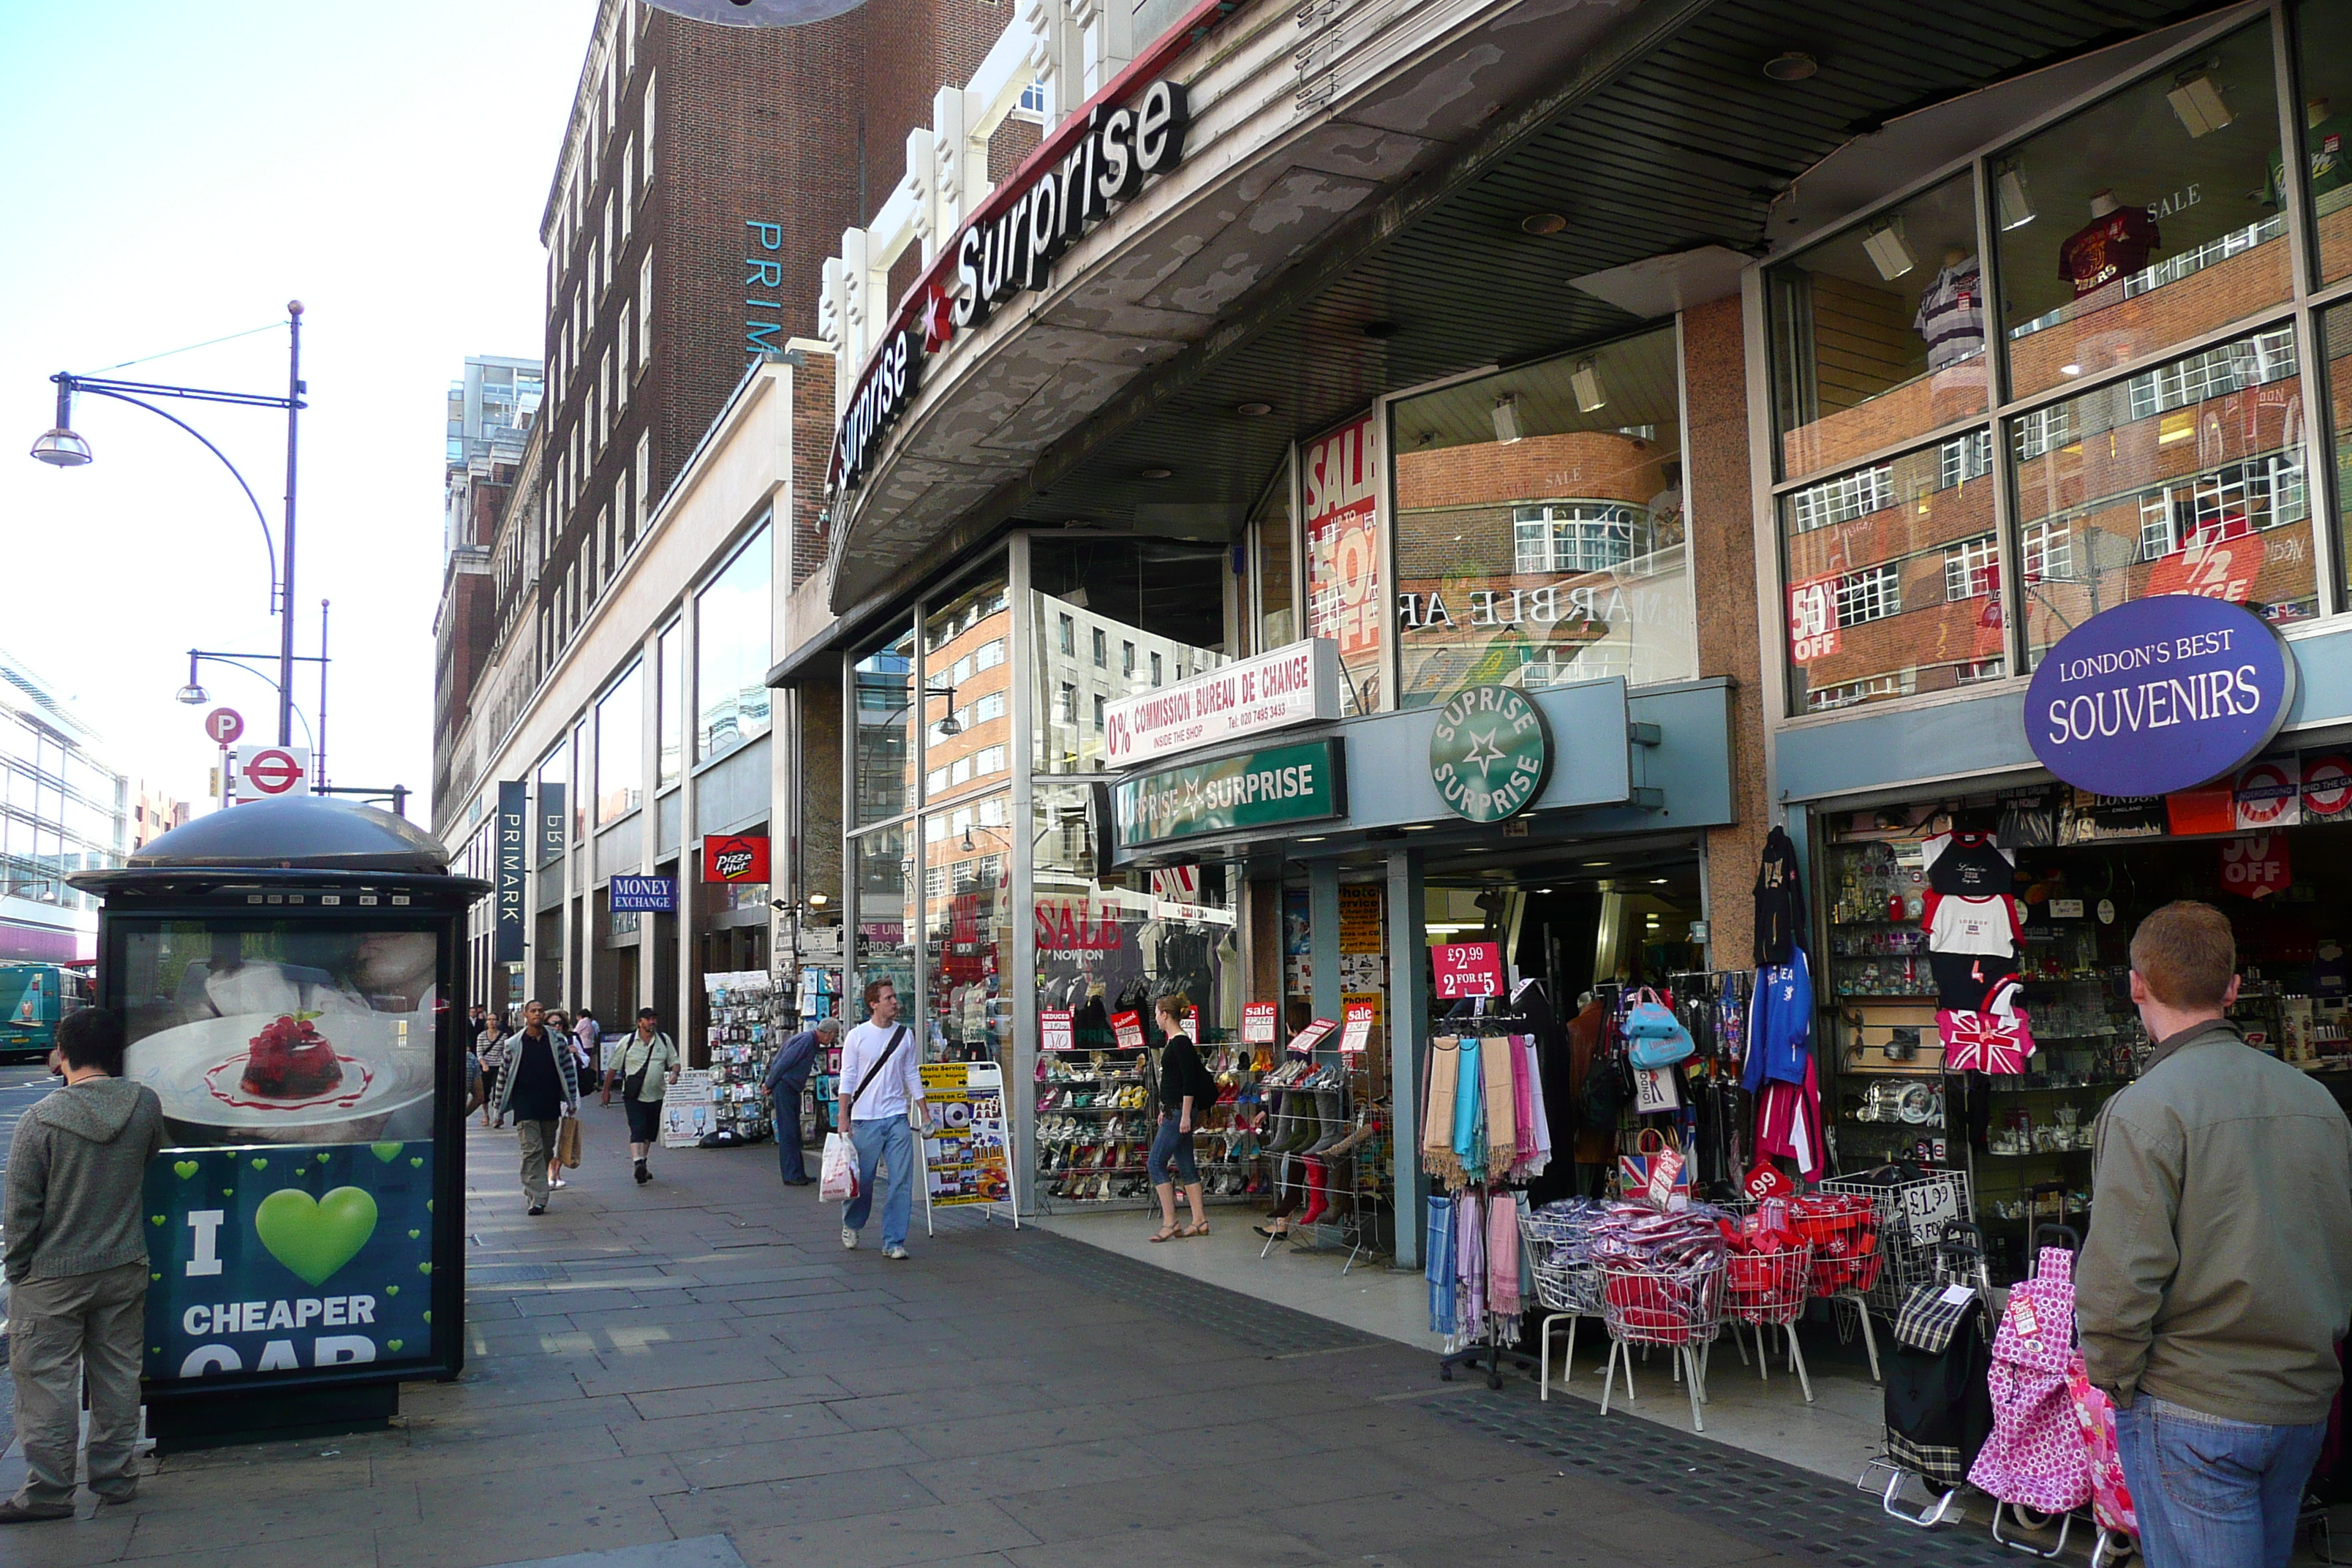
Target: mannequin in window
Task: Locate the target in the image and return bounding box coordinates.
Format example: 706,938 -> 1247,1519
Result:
2059,189 -> 2161,300
1913,246 -> 1983,372
2267,98 -> 2352,214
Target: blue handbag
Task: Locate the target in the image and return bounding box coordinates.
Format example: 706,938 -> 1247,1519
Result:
1623,988 -> 1695,1071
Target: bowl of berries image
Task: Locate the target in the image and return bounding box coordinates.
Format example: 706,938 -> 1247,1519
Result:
132,1008 -> 429,1143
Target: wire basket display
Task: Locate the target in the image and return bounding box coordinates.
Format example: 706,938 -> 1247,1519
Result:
1817,1169 -> 1974,1317
1599,1255 -> 1725,1349
1520,1200 -> 1605,1314
1788,1193 -> 1882,1298
1722,1244 -> 1812,1327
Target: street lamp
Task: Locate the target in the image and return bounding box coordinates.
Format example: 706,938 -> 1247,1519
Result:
30,304 -> 308,747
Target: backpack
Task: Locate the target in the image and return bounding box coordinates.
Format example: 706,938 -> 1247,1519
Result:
1580,1038 -> 1627,1131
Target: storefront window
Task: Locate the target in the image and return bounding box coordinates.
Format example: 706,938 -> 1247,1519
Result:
1770,172 -> 1987,479
571,719 -> 588,843
2295,0 -> 2352,284
921,567 -> 1011,807
852,619 -> 916,827
595,662 -> 641,826
922,793 -> 1010,1058
1303,413 -> 1382,712
851,824 -> 915,1030
657,620 -> 682,792
2329,304 -> 2352,587
2016,324 -> 2319,668
1782,435 -> 2003,715
535,740 -> 566,867
1392,330 -> 1695,705
1252,461 -> 1295,655
696,522 -> 772,764
1029,538 -> 1228,774
1997,21 -> 2285,401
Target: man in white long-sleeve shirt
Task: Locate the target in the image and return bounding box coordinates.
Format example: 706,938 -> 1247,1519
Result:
835,979 -> 926,1260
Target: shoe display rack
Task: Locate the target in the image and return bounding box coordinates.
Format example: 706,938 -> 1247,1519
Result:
1196,1039 -> 1274,1201
1256,1052 -> 1390,1270
703,970 -> 780,1143
1036,1047 -> 1158,1206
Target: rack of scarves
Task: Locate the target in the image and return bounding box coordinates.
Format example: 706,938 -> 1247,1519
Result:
1422,1005 -> 1555,1385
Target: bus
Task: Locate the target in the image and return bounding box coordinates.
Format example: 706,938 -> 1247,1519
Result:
0,961 -> 94,1063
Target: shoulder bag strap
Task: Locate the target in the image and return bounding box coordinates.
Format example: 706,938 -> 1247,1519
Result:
848,1025 -> 910,1111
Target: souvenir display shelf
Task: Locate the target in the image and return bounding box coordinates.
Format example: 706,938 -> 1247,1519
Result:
703,970 -> 780,1142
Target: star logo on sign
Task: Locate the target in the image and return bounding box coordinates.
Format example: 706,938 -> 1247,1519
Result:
921,285 -> 957,354
1460,727 -> 1507,777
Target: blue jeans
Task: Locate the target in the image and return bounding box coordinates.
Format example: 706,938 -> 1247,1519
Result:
2115,1394 -> 2326,1568
842,1115 -> 916,1249
775,1081 -> 809,1183
1147,1112 -> 1198,1186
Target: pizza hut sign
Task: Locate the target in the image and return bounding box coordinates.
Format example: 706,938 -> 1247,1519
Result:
701,835 -> 770,884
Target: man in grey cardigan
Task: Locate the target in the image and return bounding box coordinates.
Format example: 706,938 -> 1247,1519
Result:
2079,901 -> 2352,1568
2,1008 -> 166,1523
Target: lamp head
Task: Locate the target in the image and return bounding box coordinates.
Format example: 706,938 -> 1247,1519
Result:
935,713 -> 962,738
174,683 -> 209,706
30,428 -> 91,467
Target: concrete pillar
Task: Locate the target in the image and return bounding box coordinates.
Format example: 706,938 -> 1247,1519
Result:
1385,847 -> 1425,1268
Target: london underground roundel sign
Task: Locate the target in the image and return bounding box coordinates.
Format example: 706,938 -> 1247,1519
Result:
1430,685 -> 1552,823
2025,596 -> 2295,798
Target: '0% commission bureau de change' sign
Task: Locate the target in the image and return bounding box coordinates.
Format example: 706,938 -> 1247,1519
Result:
1108,739 -> 1346,849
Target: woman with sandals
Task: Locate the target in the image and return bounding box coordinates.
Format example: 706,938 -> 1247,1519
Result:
1147,994 -> 1214,1243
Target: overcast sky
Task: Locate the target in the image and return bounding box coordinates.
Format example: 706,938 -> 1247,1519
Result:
0,0 -> 596,825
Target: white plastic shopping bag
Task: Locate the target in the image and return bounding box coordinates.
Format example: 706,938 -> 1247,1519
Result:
818,1131 -> 860,1202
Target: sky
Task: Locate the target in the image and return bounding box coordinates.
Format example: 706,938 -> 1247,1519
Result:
0,0 -> 598,826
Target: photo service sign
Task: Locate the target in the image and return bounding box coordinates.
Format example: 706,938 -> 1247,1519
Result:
2026,597 -> 2295,798
1103,638 -> 1339,766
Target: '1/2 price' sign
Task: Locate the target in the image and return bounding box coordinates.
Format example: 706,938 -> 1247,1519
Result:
1431,942 -> 1502,999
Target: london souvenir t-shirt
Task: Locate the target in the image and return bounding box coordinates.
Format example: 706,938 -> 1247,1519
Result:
2059,208 -> 2161,296
1923,831 -> 2016,897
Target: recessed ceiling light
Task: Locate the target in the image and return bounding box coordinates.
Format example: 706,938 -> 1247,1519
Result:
1139,467 -> 1174,480
1403,824 -> 1434,832
1764,51 -> 1817,81
1235,401 -> 1273,417
1583,860 -> 1608,868
1296,836 -> 1325,843
1651,878 -> 1669,885
1361,320 -> 1400,339
1520,212 -> 1567,235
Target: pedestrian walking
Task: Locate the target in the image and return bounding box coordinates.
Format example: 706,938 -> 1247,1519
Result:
467,1003 -> 489,1051
477,1015 -> 510,1128
543,1010 -> 584,1189
764,1016 -> 837,1186
1147,994 -> 1210,1243
574,1006 -> 603,1079
602,1006 -> 679,1184
493,1000 -> 579,1215
2078,901 -> 2352,1568
836,979 -> 924,1260
1,1008 -> 165,1523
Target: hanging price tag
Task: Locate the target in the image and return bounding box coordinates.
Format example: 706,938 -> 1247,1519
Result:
1646,1149 -> 1686,1208
1743,1162 -> 1793,1199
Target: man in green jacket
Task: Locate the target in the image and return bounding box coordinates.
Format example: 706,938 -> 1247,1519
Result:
603,1006 -> 679,1185
2078,901 -> 2352,1568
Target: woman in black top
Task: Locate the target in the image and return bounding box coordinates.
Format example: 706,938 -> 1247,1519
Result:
1147,995 -> 1211,1242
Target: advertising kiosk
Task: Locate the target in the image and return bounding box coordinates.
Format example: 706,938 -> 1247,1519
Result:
69,796 -> 483,1448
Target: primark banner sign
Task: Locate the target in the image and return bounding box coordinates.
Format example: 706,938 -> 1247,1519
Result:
2025,596 -> 2295,797
1107,739 -> 1346,849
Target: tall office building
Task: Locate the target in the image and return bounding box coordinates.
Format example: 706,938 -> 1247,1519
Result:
0,648 -> 127,962
435,355 -> 543,787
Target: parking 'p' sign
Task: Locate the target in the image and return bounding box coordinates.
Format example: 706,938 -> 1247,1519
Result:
235,745 -> 312,799
203,708 -> 244,745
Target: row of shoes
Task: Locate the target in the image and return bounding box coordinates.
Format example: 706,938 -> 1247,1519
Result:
1259,1084 -> 1359,1157
1039,1082 -> 1149,1110
1041,1058 -> 1146,1084
1049,1173 -> 1153,1201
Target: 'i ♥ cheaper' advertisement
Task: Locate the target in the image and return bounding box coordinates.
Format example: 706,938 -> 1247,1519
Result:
141,1141 -> 436,1383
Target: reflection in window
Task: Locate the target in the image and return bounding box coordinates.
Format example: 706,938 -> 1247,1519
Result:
1392,328 -> 1694,706
924,792 -> 1010,1058
853,621 -> 915,827
1251,457 -> 1295,655
696,524 -> 771,764
657,621 -> 682,791
1996,21 -> 2285,399
1944,535 -> 1997,603
595,663 -> 642,827
2329,305 -> 2352,594
2016,325 -> 2319,668
1030,538 -> 1227,774
921,567 -> 1011,807
2295,1 -> 2352,284
852,826 -> 915,1041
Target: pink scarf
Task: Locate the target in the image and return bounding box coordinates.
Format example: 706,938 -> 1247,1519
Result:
1487,1190 -> 1520,1319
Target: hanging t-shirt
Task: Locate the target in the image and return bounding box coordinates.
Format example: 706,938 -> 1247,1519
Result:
1912,256 -> 1984,372
1923,831 -> 2015,897
1924,892 -> 2024,953
2059,208 -> 2161,296
2266,115 -> 2352,210
1753,825 -> 1805,967
1930,951 -> 2018,1014
1744,950 -> 1812,1093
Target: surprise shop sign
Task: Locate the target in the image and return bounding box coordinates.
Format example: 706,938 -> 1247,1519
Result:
2025,596 -> 2295,797
828,78 -> 1194,497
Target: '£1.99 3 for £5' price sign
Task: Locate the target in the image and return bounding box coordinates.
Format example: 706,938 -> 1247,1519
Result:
141,1142 -> 437,1383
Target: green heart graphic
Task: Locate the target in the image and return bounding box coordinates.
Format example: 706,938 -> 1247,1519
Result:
150,1214 -> 165,1226
421,1311 -> 431,1323
250,1158 -> 268,1170
173,1161 -> 199,1180
370,1142 -> 402,1164
222,1188 -> 234,1198
386,1285 -> 399,1296
385,1340 -> 403,1353
151,1273 -> 162,1281
409,1157 -> 423,1168
425,1200 -> 433,1212
253,1186 -> 378,1287
407,1229 -> 420,1240
151,1346 -> 162,1354
315,1153 -> 332,1165
418,1262 -> 432,1276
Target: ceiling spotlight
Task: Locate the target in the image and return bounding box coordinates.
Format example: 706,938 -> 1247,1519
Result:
2168,70 -> 2234,137
1570,359 -> 1605,413
1582,860 -> 1607,867
1763,51 -> 1817,81
1139,467 -> 1174,480
1994,161 -> 2037,230
1861,219 -> 1918,281
1520,212 -> 1567,235
1651,878 -> 1669,885
1490,393 -> 1524,445
1296,835 -> 1326,843
807,892 -> 830,907
1235,401 -> 1273,417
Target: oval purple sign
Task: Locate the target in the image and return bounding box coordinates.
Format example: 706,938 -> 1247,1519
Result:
2026,596 -> 2296,797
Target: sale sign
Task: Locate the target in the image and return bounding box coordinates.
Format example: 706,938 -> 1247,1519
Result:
1241,1002 -> 1278,1044
1111,1010 -> 1145,1049
1338,1002 -> 1375,1055
1303,411 -> 1382,707
1431,941 -> 1503,999
2220,834 -> 2291,898
1041,1009 -> 1074,1051
1788,577 -> 1842,663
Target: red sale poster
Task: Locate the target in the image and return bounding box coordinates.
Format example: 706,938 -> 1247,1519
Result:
1242,1002 -> 1278,1044
1431,941 -> 1503,999
1111,1010 -> 1145,1049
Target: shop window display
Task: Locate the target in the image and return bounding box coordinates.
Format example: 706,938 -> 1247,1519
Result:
695,523 -> 772,764
595,661 -> 641,827
1391,331 -> 1695,706
851,619 -> 916,828
923,794 -> 1010,1058
2330,304 -> 2352,585
851,824 -> 915,1037
2014,324 -> 2319,670
1995,22 -> 2286,400
1782,437 -> 2002,716
921,569 -> 1011,808
1028,538 -> 1227,774
1251,464 -> 1295,655
1303,412 -> 1383,713
1770,172 -> 1987,480
2295,0 -> 2352,283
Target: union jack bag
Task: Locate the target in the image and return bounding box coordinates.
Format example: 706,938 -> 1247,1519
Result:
1939,979 -> 2032,1074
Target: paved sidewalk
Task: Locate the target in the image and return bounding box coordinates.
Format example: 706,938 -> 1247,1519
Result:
2,1107 -> 2034,1567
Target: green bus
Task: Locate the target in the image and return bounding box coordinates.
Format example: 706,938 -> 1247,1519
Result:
0,961 -> 94,1063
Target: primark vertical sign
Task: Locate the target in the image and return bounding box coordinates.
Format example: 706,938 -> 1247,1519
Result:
496,782 -> 527,964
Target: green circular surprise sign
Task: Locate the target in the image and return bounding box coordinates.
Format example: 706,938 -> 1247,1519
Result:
1429,685 -> 1552,823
